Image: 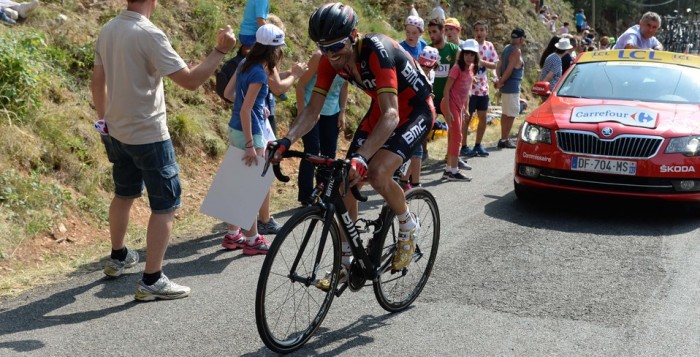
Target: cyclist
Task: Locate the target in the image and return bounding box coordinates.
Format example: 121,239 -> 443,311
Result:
270,2 -> 434,275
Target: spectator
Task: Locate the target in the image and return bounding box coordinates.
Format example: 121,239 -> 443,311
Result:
427,18 -> 468,168
462,20 -> 498,158
539,36 -> 560,68
494,28 -> 526,149
441,40 -> 478,182
538,37 -> 571,93
295,49 -> 348,205
91,0 -> 236,300
418,46 -> 440,86
548,15 -> 558,34
558,21 -> 570,35
400,15 -> 427,59
538,9 -> 548,24
575,9 -> 586,34
239,0 -> 269,53
444,17 -> 461,45
599,36 -> 611,50
613,11 -> 663,50
561,36 -> 575,73
220,24 -> 289,256
428,0 -> 449,21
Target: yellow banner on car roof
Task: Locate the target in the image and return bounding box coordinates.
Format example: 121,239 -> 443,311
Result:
579,49 -> 700,68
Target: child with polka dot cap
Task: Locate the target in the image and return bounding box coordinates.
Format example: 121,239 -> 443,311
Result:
400,15 -> 428,60
418,46 -> 440,86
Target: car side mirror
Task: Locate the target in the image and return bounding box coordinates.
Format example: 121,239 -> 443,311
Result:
532,81 -> 551,96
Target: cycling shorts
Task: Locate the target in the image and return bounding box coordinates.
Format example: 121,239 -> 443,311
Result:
346,101 -> 434,162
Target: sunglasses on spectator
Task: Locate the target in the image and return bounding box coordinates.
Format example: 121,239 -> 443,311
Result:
317,37 -> 350,53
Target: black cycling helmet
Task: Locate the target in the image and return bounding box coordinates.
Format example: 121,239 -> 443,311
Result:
308,2 -> 358,43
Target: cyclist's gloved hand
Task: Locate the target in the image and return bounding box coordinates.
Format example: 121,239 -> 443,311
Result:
268,137 -> 292,163
349,153 -> 368,185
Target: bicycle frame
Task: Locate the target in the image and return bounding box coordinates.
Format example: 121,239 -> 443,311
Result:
265,150 -> 391,292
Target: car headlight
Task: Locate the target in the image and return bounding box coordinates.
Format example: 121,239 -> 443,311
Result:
520,122 -> 552,144
666,136 -> 700,156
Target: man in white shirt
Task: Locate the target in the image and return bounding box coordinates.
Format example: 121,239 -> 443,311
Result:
428,0 -> 448,21
613,11 -> 663,50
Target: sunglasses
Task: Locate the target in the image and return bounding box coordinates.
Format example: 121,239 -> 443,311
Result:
317,37 -> 350,53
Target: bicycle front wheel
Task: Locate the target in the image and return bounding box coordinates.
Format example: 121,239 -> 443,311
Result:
255,206 -> 341,354
373,188 -> 440,312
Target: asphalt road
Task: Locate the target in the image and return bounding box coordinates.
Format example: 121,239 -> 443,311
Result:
1,147 -> 700,356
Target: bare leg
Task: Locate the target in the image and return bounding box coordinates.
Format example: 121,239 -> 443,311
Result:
501,114 -> 515,140
475,110 -> 488,144
109,196 -> 135,250
144,211 -> 175,274
367,150 -> 406,215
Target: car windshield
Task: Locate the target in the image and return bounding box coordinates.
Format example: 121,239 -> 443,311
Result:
557,61 -> 700,104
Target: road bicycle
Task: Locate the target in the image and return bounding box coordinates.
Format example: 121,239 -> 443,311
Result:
255,148 -> 440,353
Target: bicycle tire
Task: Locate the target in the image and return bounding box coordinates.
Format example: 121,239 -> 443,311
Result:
255,206 -> 341,353
372,188 -> 440,312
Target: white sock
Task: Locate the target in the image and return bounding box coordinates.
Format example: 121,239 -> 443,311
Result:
246,234 -> 258,244
451,167 -> 459,174
444,166 -> 453,173
227,228 -> 240,236
341,242 -> 353,266
397,211 -> 415,233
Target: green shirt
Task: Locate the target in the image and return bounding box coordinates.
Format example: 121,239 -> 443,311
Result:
430,42 -> 459,103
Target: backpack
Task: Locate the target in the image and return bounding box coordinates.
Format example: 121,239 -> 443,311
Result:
215,53 -> 244,103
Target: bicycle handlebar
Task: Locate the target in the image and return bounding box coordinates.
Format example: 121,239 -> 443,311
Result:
262,148 -> 368,202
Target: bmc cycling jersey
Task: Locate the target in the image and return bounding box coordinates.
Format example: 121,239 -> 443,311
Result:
314,33 -> 434,133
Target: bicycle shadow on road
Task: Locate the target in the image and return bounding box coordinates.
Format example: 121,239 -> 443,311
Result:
240,312 -> 401,356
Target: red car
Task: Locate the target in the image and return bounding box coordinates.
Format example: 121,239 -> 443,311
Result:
514,49 -> 700,201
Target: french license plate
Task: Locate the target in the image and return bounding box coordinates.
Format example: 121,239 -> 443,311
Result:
571,157 -> 637,175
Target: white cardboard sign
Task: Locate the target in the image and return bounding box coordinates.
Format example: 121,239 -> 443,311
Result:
200,146 -> 275,228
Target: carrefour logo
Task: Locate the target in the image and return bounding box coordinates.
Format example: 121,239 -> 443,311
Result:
571,105 -> 658,129
631,111 -> 655,123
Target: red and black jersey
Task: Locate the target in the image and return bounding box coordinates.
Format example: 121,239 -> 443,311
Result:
314,33 -> 433,132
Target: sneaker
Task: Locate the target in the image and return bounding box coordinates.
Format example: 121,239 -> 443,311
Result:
221,231 -> 246,250
315,265 -> 348,292
446,171 -> 473,181
392,215 -> 420,271
458,158 -> 472,170
242,235 -> 271,255
460,146 -> 477,158
473,144 -> 490,157
497,139 -> 516,149
0,11 -> 16,26
103,248 -> 139,277
134,274 -> 190,301
257,217 -> 281,235
442,170 -> 450,179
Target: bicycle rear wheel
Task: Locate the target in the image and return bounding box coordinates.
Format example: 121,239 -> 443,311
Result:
255,207 -> 341,353
373,188 -> 440,312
